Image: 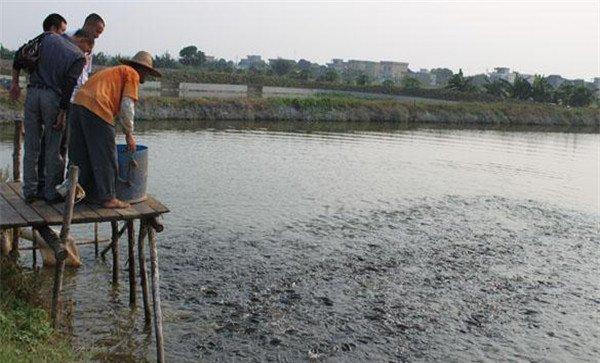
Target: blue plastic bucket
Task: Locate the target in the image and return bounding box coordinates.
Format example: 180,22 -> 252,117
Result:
116,144 -> 148,204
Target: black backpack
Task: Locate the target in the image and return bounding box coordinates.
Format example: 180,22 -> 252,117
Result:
13,32 -> 49,73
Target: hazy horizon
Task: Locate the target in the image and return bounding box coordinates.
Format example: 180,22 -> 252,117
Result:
0,0 -> 598,80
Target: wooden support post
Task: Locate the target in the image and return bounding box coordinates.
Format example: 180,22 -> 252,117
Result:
127,220 -> 136,306
137,219 -> 151,324
1,230 -> 9,256
51,259 -> 65,328
148,217 -> 164,233
94,223 -> 99,257
148,223 -> 164,362
101,223 -> 127,258
12,120 -> 22,182
111,221 -> 119,285
9,227 -> 19,261
59,167 -> 78,241
31,227 -> 37,269
36,227 -> 67,261
51,165 -> 78,328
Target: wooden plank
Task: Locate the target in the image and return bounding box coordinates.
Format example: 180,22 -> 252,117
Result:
0,183 -> 44,225
87,201 -> 140,221
0,194 -> 27,228
145,195 -> 170,214
113,205 -> 140,220
2,182 -> 169,226
50,201 -> 101,224
7,182 -> 62,224
73,203 -> 102,222
131,201 -> 157,217
87,201 -> 121,220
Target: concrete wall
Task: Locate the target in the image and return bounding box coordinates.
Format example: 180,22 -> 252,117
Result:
1,74 -> 450,104
179,82 -> 246,98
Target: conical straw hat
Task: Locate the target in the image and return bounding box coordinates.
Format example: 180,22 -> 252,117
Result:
120,51 -> 161,77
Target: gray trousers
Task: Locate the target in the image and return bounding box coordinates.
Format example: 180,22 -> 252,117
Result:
68,104 -> 117,203
23,87 -> 64,200
37,110 -> 68,195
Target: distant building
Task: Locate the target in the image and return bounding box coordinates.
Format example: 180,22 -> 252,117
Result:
594,77 -> 600,97
379,61 -> 410,82
346,59 -> 379,80
326,58 -> 409,83
205,55 -> 216,63
238,55 -> 267,70
411,68 -> 436,86
488,67 -> 516,83
546,75 -> 567,88
327,58 -> 346,73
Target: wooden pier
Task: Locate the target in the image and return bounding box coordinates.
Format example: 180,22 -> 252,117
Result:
1,121 -> 170,362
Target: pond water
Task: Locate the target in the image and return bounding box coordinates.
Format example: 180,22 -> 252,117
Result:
1,121 -> 598,362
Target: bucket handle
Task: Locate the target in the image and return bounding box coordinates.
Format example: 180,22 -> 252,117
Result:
117,150 -> 138,187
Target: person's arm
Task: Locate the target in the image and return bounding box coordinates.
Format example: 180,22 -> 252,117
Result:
119,67 -> 140,151
9,69 -> 21,101
60,57 -> 85,110
53,57 -> 86,130
9,47 -> 23,101
117,96 -> 136,151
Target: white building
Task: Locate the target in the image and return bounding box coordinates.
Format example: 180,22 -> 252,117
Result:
238,55 -> 267,70
488,67 -> 517,83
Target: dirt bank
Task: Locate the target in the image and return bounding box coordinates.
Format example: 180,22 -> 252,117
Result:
135,98 -> 600,127
1,94 -> 598,127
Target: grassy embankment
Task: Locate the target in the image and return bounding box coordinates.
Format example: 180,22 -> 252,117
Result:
134,95 -> 599,127
1,90 -> 598,127
0,260 -> 78,362
0,168 -> 78,362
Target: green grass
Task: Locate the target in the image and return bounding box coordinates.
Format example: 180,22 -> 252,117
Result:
0,259 -> 79,362
1,88 -> 597,127
138,95 -> 598,123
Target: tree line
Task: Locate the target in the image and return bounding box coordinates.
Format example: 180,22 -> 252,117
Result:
440,69 -> 597,107
1,43 -> 597,107
93,46 -> 600,107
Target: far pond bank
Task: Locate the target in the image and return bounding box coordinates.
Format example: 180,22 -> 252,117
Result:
1,94 -> 598,128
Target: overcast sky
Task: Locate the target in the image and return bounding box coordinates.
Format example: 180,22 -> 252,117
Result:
0,1 -> 598,80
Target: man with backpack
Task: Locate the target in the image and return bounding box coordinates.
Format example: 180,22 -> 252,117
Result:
20,30 -> 95,202
9,13 -> 67,101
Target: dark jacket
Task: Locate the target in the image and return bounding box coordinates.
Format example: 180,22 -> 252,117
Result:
28,33 -> 86,110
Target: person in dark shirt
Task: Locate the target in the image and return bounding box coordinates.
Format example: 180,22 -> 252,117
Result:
10,14 -> 69,197
9,13 -> 67,101
22,30 -> 94,202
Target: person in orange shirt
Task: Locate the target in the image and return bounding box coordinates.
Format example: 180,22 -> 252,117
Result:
68,51 -> 161,208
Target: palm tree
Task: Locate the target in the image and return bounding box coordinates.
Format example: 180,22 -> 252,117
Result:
445,69 -> 476,92
484,79 -> 511,98
509,75 -> 533,100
